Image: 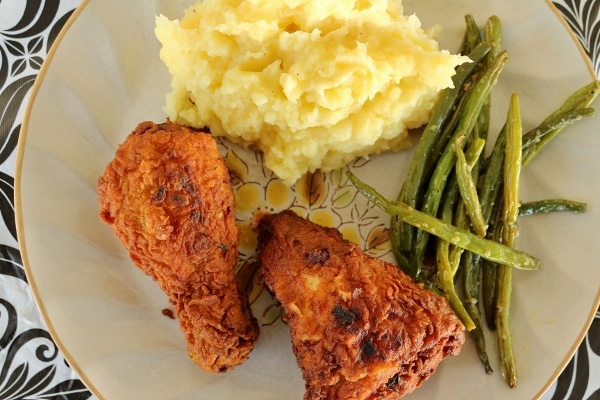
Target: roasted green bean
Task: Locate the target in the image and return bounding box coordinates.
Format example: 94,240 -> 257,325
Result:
496,94 -> 522,388
393,42 -> 492,275
348,172 -> 540,271
518,199 -> 586,215
522,80 -> 599,165
461,250 -> 494,374
412,51 -> 509,273
455,138 -> 487,236
436,240 -> 476,331
380,13 -> 597,387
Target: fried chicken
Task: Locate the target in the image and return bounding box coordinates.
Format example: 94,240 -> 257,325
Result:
257,210 -> 465,399
97,121 -> 259,372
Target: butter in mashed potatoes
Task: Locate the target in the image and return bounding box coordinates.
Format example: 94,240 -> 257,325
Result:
155,0 -> 469,185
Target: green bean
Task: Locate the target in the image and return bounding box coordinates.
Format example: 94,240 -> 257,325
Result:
477,124 -> 507,331
501,96 -> 522,243
522,107 -> 594,156
477,15 -> 502,140
436,142 -> 483,331
347,172 -> 540,271
496,93 -> 522,389
463,13 -> 503,232
461,250 -> 494,374
448,199 -> 467,275
479,125 -> 506,218
481,260 -> 499,326
522,107 -> 594,165
481,88 -> 595,332
496,257 -> 516,386
546,80 -> 600,121
484,16 -> 503,68
464,137 -> 486,169
384,17 -> 597,388
393,42 -> 492,276
389,222 -> 412,272
436,241 -> 476,331
458,130 -> 494,375
437,173 -> 463,281
519,199 -> 587,216
475,13 -> 504,217
459,14 -> 482,55
460,15 -> 499,352
425,86 -> 473,183
522,80 -> 599,165
455,138 -> 487,236
412,51 -> 509,273
481,189 -> 504,330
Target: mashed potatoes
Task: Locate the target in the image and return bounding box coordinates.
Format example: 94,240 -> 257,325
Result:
155,0 -> 469,185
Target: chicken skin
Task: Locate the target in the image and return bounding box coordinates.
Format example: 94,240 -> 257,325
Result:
257,210 -> 465,399
97,121 -> 259,372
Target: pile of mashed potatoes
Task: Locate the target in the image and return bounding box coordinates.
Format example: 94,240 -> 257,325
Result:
155,0 -> 469,185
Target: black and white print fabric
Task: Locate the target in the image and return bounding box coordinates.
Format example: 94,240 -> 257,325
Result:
554,0 -> 600,74
0,1 -> 598,399
1,2 -> 93,398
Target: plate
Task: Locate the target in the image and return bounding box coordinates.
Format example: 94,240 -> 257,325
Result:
15,0 -> 599,399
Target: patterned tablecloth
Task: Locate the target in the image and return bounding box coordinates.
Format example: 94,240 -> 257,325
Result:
0,1 -> 598,399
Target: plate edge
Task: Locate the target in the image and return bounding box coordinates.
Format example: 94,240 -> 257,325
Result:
13,0 -> 105,399
12,1 -> 600,400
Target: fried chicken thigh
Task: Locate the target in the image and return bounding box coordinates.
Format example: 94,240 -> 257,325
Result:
97,121 -> 259,372
257,210 -> 465,399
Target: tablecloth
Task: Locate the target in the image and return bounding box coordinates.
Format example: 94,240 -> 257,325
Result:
0,0 -> 598,399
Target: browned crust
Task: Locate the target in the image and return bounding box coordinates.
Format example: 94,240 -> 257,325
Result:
97,121 -> 259,372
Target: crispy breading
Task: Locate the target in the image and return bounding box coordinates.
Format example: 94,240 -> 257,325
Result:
257,210 -> 465,399
97,121 -> 259,372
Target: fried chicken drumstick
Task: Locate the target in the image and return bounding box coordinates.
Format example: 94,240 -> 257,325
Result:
97,121 -> 259,372
257,210 -> 465,399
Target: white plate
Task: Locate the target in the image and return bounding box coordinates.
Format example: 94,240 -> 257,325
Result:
15,0 -> 599,399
